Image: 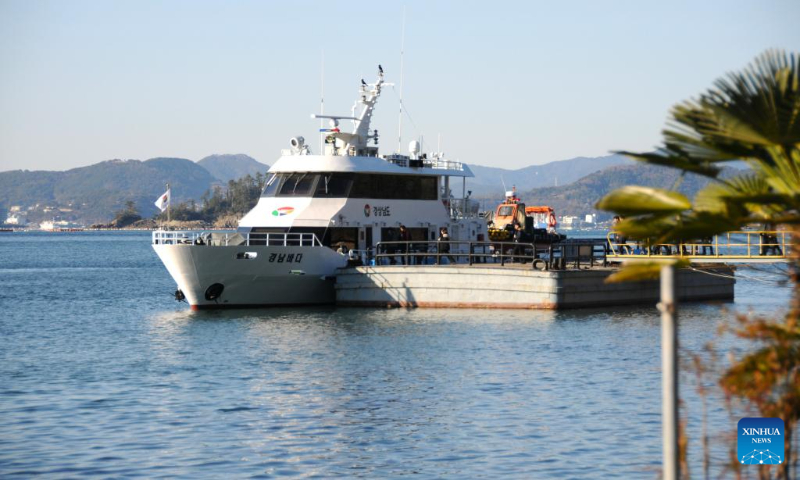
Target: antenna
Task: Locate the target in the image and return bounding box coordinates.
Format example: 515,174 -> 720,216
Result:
437,133 -> 441,153
319,50 -> 324,153
501,175 -> 507,195
397,6 -> 406,153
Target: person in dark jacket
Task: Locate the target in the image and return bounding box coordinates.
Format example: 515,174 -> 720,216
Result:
512,222 -> 525,262
438,227 -> 456,264
760,223 -> 783,256
398,225 -> 412,265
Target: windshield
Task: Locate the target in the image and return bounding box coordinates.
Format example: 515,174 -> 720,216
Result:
498,206 -> 514,217
260,174 -> 281,197
278,173 -> 315,196
314,173 -> 353,197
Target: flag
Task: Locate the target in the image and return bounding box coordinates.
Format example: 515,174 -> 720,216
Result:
155,188 -> 170,212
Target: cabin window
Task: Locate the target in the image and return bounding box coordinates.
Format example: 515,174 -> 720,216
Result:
350,174 -> 438,200
419,176 -> 437,199
277,173 -> 317,196
260,174 -> 281,197
264,173 -> 438,199
314,173 -> 353,197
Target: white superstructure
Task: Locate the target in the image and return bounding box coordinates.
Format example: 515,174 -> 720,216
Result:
153,67 -> 486,309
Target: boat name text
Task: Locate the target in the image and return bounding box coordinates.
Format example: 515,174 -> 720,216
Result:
268,253 -> 303,263
371,205 -> 391,217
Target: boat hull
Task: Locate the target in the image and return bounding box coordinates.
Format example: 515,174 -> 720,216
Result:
152,243 -> 347,308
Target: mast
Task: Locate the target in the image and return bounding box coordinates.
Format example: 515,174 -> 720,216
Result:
397,6 -> 406,153
312,66 -> 390,155
319,50 -> 325,154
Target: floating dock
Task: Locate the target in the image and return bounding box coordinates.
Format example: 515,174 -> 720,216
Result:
335,264 -> 735,309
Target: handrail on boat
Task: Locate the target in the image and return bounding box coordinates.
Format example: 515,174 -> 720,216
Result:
152,230 -> 323,247
372,239 -> 607,270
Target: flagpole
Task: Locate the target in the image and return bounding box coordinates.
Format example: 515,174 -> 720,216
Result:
166,183 -> 170,225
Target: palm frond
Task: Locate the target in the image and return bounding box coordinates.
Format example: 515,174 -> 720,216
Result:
614,211 -> 741,243
705,50 -> 800,148
595,186 -> 691,216
750,146 -> 800,204
693,174 -> 784,219
631,50 -> 800,172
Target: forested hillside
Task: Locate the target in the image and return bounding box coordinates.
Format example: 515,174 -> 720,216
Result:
197,154 -> 269,182
0,158 -> 218,223
466,154 -> 631,196
513,163 -> 738,220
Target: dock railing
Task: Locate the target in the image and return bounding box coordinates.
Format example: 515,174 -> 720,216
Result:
374,239 -> 607,270
607,230 -> 792,260
152,230 -> 323,247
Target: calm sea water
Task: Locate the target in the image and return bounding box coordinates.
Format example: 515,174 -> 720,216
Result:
0,231 -> 793,478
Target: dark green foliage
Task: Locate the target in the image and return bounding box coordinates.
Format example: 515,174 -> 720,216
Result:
111,201 -> 141,228
155,173 -> 267,222
0,158 -> 218,223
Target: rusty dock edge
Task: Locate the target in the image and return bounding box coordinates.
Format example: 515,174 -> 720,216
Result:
334,265 -> 735,310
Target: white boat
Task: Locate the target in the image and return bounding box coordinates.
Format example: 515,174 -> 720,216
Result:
153,67 -> 486,309
39,219 -> 84,231
39,221 -> 55,231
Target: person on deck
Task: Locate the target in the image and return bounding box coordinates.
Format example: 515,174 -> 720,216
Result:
438,227 -> 456,264
760,223 -> 783,256
512,222 -> 525,263
398,225 -> 412,265
610,216 -> 628,254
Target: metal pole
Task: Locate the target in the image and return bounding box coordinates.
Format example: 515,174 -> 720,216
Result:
659,264 -> 679,480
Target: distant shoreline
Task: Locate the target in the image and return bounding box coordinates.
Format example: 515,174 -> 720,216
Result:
0,227 -> 233,232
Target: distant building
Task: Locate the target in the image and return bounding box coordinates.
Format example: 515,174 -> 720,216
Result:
584,214 -> 596,224
561,216 -> 578,229
6,213 -> 28,226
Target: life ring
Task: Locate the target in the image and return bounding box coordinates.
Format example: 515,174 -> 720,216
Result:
547,212 -> 557,228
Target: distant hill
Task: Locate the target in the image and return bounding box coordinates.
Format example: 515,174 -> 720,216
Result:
0,152 -> 738,225
198,154 -> 269,182
511,163 -> 739,221
0,158 -> 218,223
466,154 -> 632,197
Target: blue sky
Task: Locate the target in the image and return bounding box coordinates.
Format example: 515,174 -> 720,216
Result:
1,0 -> 798,171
